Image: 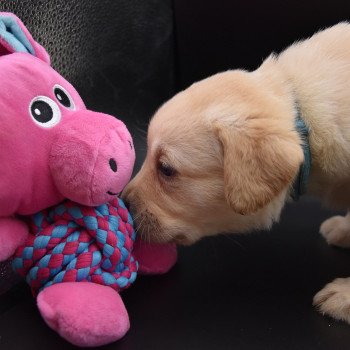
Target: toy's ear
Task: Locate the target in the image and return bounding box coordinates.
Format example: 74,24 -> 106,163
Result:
214,116 -> 303,215
0,12 -> 50,64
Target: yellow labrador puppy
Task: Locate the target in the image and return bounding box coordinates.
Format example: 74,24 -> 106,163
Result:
123,23 -> 350,324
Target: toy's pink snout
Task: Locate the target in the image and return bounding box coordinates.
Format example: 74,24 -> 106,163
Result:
50,110 -> 135,206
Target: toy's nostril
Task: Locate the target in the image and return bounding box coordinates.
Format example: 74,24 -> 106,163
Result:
109,158 -> 117,172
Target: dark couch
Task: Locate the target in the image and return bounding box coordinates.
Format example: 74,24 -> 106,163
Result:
1,1 -> 350,349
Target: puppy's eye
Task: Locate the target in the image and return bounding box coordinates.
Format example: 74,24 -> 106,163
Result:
158,162 -> 177,177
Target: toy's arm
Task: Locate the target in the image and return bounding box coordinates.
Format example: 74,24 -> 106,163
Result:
133,238 -> 177,275
0,217 -> 29,261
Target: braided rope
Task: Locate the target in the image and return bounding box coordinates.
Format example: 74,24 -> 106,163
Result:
12,198 -> 138,295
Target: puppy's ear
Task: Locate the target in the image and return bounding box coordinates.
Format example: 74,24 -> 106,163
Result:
214,116 -> 303,215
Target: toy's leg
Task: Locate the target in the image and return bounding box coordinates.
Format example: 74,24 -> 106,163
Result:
133,238 -> 177,275
0,217 -> 28,261
37,282 -> 129,347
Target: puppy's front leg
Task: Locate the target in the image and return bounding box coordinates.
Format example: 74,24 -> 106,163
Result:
314,278 -> 350,324
315,213 -> 350,322
320,211 -> 350,247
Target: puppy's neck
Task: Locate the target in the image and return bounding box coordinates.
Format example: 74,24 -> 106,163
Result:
255,57 -> 312,200
257,53 -> 350,207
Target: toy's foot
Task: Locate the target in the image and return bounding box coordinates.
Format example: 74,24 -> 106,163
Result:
0,217 -> 28,261
133,239 -> 177,275
37,282 -> 129,347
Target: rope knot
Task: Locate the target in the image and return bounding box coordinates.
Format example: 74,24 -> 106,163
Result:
12,198 -> 138,295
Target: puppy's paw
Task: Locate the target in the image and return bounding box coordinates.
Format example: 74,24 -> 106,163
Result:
313,278 -> 350,324
320,215 -> 350,248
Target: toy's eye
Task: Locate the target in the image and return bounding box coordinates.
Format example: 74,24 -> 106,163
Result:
29,96 -> 61,128
54,84 -> 75,110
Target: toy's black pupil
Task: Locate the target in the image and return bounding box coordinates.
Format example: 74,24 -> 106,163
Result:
54,87 -> 71,108
30,101 -> 53,123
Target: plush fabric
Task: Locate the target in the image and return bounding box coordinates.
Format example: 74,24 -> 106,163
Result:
0,53 -> 135,215
0,13 -> 135,261
0,218 -> 28,261
37,282 -> 130,347
0,12 -> 177,347
0,12 -> 50,63
133,240 -> 178,275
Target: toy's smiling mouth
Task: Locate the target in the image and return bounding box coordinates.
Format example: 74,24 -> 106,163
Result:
107,191 -> 120,196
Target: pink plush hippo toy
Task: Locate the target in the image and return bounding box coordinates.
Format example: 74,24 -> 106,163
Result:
0,13 -> 177,347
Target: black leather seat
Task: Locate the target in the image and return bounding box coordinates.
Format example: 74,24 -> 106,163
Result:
1,1 -> 350,349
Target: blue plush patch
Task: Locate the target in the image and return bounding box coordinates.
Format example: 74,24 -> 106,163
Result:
0,15 -> 34,54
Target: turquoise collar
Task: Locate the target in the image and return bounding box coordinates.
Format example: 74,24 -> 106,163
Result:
291,108 -> 311,201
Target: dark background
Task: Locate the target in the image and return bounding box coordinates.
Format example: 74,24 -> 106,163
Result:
174,0 -> 350,89
1,1 -> 350,349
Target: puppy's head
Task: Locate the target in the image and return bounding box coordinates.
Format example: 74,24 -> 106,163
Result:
123,70 -> 304,244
